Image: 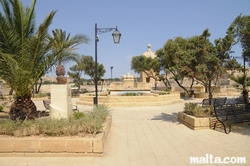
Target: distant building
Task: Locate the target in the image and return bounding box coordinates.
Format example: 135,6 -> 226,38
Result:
140,44 -> 157,88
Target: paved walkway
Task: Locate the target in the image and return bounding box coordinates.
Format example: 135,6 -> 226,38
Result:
0,98 -> 250,166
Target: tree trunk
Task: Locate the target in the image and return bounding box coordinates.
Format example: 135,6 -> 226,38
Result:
77,79 -> 81,92
162,77 -> 172,90
9,88 -> 13,95
35,78 -> 43,93
189,78 -> 194,92
205,86 -> 208,93
100,80 -> 104,92
9,97 -> 37,121
242,89 -> 249,104
174,79 -> 189,93
208,80 -> 213,105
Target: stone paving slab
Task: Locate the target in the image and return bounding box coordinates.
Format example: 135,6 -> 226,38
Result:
0,98 -> 249,166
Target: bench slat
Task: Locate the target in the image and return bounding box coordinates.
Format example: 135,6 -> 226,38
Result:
201,97 -> 227,107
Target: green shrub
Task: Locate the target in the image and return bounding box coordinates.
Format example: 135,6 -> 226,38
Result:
34,93 -> 47,98
0,120 -> 22,136
0,106 -> 3,112
184,102 -> 214,118
0,105 -> 111,137
121,92 -> 141,96
79,105 -> 111,135
73,112 -> 85,119
164,89 -> 170,94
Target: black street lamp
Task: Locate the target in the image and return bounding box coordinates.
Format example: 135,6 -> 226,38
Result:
110,66 -> 113,83
94,23 -> 121,105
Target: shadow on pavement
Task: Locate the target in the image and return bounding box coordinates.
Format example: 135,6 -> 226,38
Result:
229,123 -> 250,136
150,112 -> 181,124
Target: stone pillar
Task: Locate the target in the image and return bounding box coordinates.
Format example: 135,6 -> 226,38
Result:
50,84 -> 72,119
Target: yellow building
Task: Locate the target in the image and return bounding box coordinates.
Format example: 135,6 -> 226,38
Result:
140,44 -> 157,89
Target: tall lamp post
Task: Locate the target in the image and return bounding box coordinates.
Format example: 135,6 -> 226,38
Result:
110,66 -> 113,83
94,23 -> 121,105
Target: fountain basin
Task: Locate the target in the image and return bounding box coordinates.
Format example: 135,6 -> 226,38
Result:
77,93 -> 183,107
110,90 -> 150,95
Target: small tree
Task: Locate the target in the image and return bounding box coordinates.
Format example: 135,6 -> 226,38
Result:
230,14 -> 250,104
49,29 -> 90,84
131,55 -> 162,86
156,29 -> 229,104
156,37 -> 195,93
68,55 -> 106,91
67,64 -> 83,91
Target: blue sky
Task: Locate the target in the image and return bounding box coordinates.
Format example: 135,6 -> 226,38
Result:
21,0 -> 250,79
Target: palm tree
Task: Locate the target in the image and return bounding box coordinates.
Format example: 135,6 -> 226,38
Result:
49,29 -> 90,84
230,73 -> 250,104
0,0 -> 60,120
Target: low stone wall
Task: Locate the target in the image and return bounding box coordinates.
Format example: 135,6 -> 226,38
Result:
0,116 -> 112,157
194,92 -> 240,98
177,112 -> 216,130
77,93 -> 183,107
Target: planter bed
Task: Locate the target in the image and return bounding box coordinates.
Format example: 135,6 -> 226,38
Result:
178,112 -> 216,130
0,116 -> 112,157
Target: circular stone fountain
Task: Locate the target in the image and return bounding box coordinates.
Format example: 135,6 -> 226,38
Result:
77,73 -> 183,107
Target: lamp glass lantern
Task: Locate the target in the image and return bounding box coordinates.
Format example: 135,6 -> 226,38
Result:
112,29 -> 121,44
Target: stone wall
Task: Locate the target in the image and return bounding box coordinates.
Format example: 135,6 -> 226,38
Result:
77,93 -> 183,107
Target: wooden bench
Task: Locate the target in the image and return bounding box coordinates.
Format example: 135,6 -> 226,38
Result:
201,97 -> 227,107
213,104 -> 250,134
43,100 -> 79,113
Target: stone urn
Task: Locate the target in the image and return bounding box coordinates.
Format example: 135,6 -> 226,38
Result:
56,64 -> 67,84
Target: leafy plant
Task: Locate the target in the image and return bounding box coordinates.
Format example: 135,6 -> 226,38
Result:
34,93 -> 47,98
122,92 -> 140,96
0,106 -> 3,112
73,112 -> 85,119
184,102 -> 214,118
0,105 -> 111,137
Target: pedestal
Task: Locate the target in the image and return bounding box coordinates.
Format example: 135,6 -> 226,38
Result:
50,85 -> 72,119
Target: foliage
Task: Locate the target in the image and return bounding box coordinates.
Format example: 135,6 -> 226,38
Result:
0,0 -> 58,99
33,93 -> 47,98
68,63 -> 83,91
156,36 -> 192,91
80,105 -> 111,134
0,105 -> 111,136
49,29 -> 90,67
131,56 -> 160,78
0,105 -> 3,112
72,112 -> 85,119
131,55 -> 165,87
183,102 -> 214,118
81,55 -> 105,81
68,55 -> 106,88
121,92 -> 141,96
233,15 -> 250,62
230,73 -> 250,89
228,14 -> 250,104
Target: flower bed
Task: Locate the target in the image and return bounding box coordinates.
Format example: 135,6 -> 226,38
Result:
178,112 -> 216,130
178,102 -> 216,130
0,115 -> 112,156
